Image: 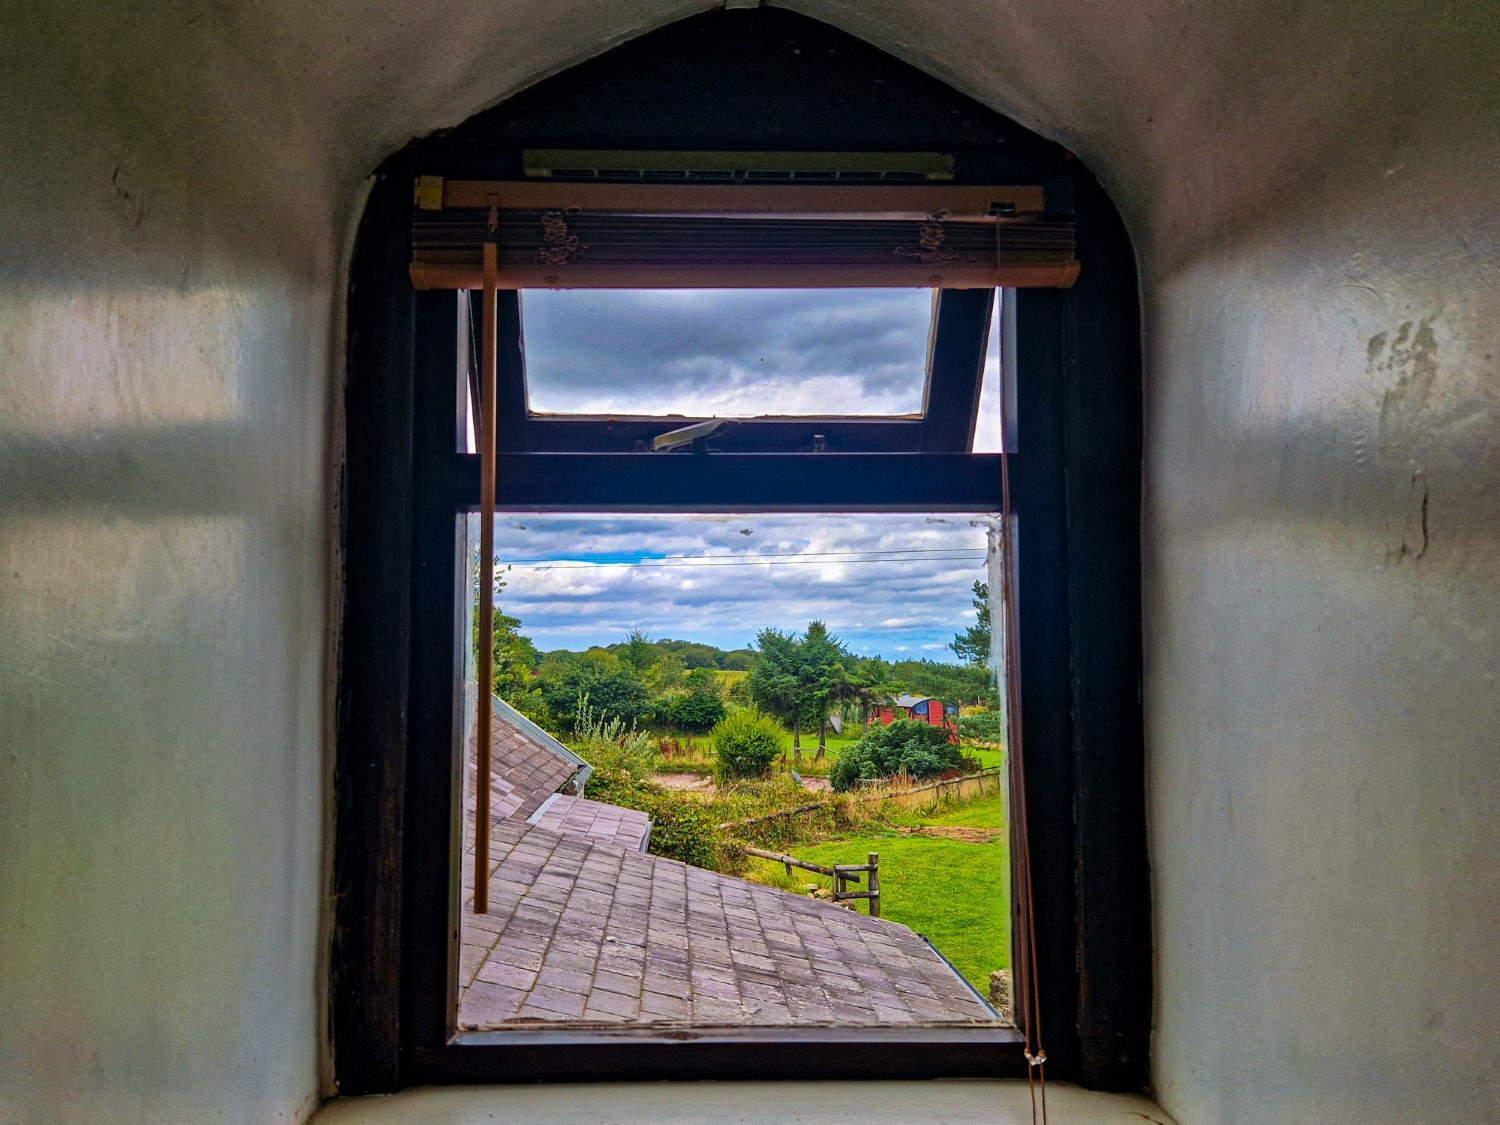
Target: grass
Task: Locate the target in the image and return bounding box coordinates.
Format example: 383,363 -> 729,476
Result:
963,744 -> 1005,770
745,793 -> 1008,993
656,725 -> 1000,779
654,729 -> 862,777
774,729 -> 859,775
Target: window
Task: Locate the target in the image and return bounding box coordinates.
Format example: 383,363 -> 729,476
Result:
496,287 -> 996,454
334,7 -> 1145,1095
458,512 -> 1007,1032
521,288 -> 937,418
972,291 -> 1005,453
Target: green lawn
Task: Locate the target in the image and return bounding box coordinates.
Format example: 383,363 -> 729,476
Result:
774,730 -> 859,775
963,744 -> 1005,770
654,730 -> 859,777
775,730 -> 1002,776
653,726 -> 1001,786
745,794 -> 1008,993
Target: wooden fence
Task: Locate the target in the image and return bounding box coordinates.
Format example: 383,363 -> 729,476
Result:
719,766 -> 1004,834
742,846 -> 880,917
862,766 -> 1004,812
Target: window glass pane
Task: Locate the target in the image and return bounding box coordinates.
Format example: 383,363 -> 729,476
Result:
972,289 -> 1003,452
522,289 -> 935,417
459,513 -> 1012,1031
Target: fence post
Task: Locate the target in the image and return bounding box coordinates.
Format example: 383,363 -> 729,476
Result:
868,852 -> 880,918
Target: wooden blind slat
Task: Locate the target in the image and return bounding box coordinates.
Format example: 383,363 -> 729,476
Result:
411,187 -> 1078,290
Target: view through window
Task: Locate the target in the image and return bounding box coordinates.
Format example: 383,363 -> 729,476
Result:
458,513 -> 1011,1030
521,289 -> 938,417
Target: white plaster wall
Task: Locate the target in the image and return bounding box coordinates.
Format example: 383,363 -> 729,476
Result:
794,3 -> 1500,1120
0,3 -> 710,1121
0,3 -> 343,1120
3,1 -> 1495,1121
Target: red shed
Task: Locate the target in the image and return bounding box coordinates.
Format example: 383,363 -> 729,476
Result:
869,694 -> 959,742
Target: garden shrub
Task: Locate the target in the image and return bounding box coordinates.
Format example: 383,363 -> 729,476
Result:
570,696 -> 657,781
830,719 -> 966,792
702,774 -> 813,826
639,796 -> 718,870
711,710 -> 784,780
580,767 -> 644,810
958,709 -> 1004,743
583,769 -> 719,869
661,669 -> 727,733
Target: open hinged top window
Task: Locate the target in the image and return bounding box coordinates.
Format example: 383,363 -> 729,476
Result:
416,172 -> 1071,453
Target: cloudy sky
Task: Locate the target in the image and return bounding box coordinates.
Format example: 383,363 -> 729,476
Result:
490,513 -> 994,657
521,288 -> 1003,450
488,287 -> 1003,655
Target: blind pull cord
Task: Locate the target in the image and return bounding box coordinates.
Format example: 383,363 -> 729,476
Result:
473,198 -> 500,914
996,293 -> 1047,1122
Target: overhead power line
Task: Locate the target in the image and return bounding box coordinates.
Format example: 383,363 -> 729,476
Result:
503,550 -> 987,572
500,545 -> 986,564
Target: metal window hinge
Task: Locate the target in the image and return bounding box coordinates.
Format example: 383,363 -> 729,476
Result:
652,418 -> 730,453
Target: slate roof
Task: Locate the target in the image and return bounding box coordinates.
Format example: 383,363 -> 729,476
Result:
458,693 -> 997,1029
528,793 -> 652,853
468,694 -> 586,822
459,819 -> 997,1028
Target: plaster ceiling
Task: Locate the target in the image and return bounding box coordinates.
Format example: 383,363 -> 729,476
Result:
264,0 -> 1494,275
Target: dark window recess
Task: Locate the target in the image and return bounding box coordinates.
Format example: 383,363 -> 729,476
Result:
334,6 -> 1146,1095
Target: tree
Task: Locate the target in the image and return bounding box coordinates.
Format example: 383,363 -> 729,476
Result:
800,620 -> 850,760
747,622 -> 851,761
950,580 -> 993,667
620,628 -> 655,674
847,656 -> 900,728
748,628 -> 806,758
826,658 -> 877,734
644,650 -> 685,696
472,562 -> 542,714
536,650 -> 650,729
887,657 -> 997,709
652,638 -> 726,669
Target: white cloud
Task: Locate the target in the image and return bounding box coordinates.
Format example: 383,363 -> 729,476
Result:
522,289 -> 935,418
488,513 -> 989,656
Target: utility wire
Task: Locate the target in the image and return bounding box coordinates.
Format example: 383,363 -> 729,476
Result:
503,551 -> 986,571
499,545 -> 987,565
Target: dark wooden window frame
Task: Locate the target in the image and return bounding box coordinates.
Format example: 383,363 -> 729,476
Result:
332,9 -> 1146,1098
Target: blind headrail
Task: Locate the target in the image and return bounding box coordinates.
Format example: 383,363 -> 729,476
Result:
410,179 -> 1078,290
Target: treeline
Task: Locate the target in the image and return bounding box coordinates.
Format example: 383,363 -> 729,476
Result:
597,636 -> 757,671
490,627 -> 729,733
479,576 -> 996,739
